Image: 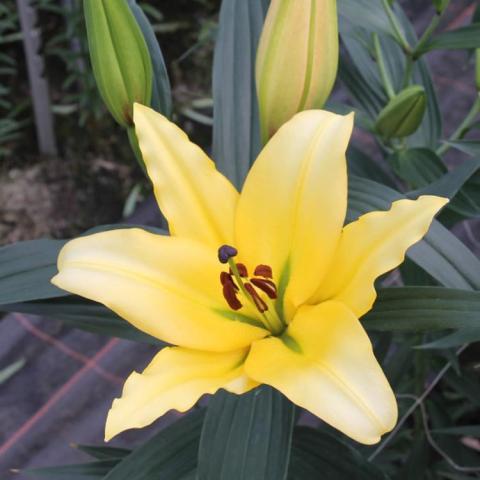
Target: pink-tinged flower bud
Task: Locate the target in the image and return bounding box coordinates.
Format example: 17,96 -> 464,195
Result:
256,0 -> 339,142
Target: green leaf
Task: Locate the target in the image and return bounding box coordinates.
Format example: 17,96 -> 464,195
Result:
104,410 -> 204,480
444,370 -> 480,406
24,460 -> 119,478
432,425 -> 480,436
383,341 -> 415,388
212,0 -> 269,188
399,150 -> 479,198
397,434 -> 430,480
417,328 -> 480,349
397,5 -> 442,148
0,297 -> 160,344
127,0 -> 172,117
392,148 -> 480,221
288,427 -> 386,479
348,175 -> 480,290
198,386 -> 295,480
0,225 -> 165,306
0,238 -> 68,304
338,22 -> 388,121
437,472 -> 480,480
363,287 -> 480,332
347,145 -> 396,187
338,0 -> 394,37
447,140 -> 480,157
75,445 -> 131,461
418,24 -> 480,54
338,56 -> 385,118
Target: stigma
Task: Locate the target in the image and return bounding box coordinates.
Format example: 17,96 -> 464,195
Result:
218,244 -> 238,263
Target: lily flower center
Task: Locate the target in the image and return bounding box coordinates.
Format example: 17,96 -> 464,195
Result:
218,245 -> 284,335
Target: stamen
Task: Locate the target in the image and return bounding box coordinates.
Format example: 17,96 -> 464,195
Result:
220,271 -> 238,291
218,245 -> 238,264
250,278 -> 277,299
244,283 -> 268,313
254,264 -> 273,279
217,248 -> 284,333
232,263 -> 248,277
223,281 -> 242,310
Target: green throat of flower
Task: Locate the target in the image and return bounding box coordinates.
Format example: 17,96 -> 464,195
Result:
218,244 -> 285,335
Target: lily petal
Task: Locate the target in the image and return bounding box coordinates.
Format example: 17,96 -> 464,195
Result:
52,229 -> 268,352
245,301 -> 397,445
312,196 -> 448,317
105,346 -> 256,441
134,103 -> 238,247
236,110 -> 353,320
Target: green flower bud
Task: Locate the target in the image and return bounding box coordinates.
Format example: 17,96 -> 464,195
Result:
256,0 -> 339,143
432,0 -> 450,14
84,0 -> 152,127
375,85 -> 427,139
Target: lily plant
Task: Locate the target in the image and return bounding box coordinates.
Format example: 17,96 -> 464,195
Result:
52,104 -> 446,445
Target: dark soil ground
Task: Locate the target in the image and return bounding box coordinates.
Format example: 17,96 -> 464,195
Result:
0,1 -> 479,479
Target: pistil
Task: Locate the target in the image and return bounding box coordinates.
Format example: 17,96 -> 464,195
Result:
218,245 -> 284,335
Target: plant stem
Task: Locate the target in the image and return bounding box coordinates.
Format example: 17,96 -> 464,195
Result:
437,93 -> 480,155
373,33 -> 395,99
403,10 -> 445,87
368,344 -> 468,462
401,54 -> 413,88
381,0 -> 411,53
413,335 -> 427,434
412,13 -> 442,59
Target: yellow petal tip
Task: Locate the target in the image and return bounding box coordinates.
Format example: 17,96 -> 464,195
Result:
50,273 -> 60,287
418,194 -> 449,211
50,272 -> 67,292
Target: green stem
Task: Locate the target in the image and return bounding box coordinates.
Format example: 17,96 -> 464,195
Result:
381,0 -> 411,53
127,127 -> 146,174
437,93 -> 480,155
403,10 -> 445,88
413,335 -> 427,434
402,55 -> 413,88
373,33 -> 395,99
412,13 -> 442,60
368,344 -> 469,462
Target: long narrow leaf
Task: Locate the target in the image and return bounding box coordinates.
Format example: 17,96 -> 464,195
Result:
103,410 -> 204,480
0,297 -> 160,344
348,175 -> 480,290
198,387 -> 295,480
363,287 -> 480,332
212,0 -> 269,187
288,427 -> 386,479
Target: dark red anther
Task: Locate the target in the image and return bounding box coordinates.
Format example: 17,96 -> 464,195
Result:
220,271 -> 238,290
223,281 -> 242,310
245,282 -> 268,313
220,271 -> 231,285
254,264 -> 273,279
231,263 -> 248,277
250,278 -> 277,299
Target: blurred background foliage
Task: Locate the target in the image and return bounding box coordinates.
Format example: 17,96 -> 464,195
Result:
0,0 -> 219,243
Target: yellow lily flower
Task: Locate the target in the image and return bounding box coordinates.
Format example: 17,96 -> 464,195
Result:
52,104 -> 447,445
